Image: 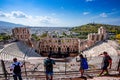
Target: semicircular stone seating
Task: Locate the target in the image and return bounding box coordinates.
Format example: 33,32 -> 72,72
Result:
0,41 -> 41,61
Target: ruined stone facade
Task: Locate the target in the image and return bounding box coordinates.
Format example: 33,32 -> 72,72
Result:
12,26 -> 107,56
88,26 -> 107,42
79,26 -> 107,51
12,27 -> 31,41
36,26 -> 107,55
37,37 -> 79,54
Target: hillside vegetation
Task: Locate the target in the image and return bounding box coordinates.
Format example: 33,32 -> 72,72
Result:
71,23 -> 120,34
70,23 -> 120,39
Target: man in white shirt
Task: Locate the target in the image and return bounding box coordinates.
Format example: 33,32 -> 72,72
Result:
10,58 -> 23,80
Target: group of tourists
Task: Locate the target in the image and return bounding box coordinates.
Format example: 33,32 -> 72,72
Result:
9,51 -> 120,80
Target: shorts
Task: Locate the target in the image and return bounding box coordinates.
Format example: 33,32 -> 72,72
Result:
45,71 -> 53,76
102,64 -> 109,70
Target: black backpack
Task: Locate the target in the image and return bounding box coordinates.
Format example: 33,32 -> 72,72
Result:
46,59 -> 53,71
13,63 -> 21,74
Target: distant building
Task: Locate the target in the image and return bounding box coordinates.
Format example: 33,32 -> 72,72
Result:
79,26 -> 107,51
88,26 -> 107,42
12,27 -> 31,41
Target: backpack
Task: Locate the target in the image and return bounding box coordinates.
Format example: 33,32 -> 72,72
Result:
108,56 -> 112,63
82,58 -> 88,69
45,59 -> 53,71
13,62 -> 21,74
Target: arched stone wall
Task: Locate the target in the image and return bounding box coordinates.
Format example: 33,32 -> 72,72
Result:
38,38 -> 79,54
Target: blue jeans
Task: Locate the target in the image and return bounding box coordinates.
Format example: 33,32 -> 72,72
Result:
13,73 -> 22,80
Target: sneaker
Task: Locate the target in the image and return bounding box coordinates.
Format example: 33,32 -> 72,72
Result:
103,72 -> 109,76
97,74 -> 101,77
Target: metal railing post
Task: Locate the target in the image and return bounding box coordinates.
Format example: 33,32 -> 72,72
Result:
65,58 -> 66,74
23,47 -> 33,80
1,60 -> 8,80
117,58 -> 120,71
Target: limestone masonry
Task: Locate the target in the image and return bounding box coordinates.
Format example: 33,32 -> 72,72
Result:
12,26 -> 107,56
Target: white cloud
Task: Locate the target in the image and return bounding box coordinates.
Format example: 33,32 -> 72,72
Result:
0,11 -> 7,17
0,13 -> 6,17
25,16 -> 59,26
0,11 -> 29,18
0,11 -> 60,26
83,12 -> 90,15
11,11 -> 28,18
35,16 -> 59,25
100,13 -> 107,17
86,0 -> 94,2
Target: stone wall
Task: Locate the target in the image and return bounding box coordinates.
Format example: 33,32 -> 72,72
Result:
79,26 -> 108,52
37,37 -> 79,55
12,27 -> 31,41
13,26 -> 108,56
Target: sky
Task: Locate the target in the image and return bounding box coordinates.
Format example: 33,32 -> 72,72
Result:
0,0 -> 120,27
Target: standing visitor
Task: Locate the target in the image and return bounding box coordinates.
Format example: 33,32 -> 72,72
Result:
117,58 -> 120,75
98,51 -> 112,76
76,54 -> 88,77
44,55 -> 55,80
10,58 -> 23,80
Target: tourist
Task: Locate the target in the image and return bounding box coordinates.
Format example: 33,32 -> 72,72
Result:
76,54 -> 88,77
44,55 -> 55,80
117,58 -> 120,75
98,51 -> 112,76
10,58 -> 23,80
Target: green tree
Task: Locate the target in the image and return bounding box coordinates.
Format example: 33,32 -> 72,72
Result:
62,32 -> 67,36
32,34 -> 40,41
40,33 -> 48,38
70,23 -> 120,39
116,34 -> 120,39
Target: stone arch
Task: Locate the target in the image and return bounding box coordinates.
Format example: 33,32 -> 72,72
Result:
101,35 -> 104,40
49,47 -> 52,53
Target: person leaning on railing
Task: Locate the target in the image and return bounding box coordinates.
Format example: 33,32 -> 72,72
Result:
44,55 -> 55,80
10,58 -> 24,80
